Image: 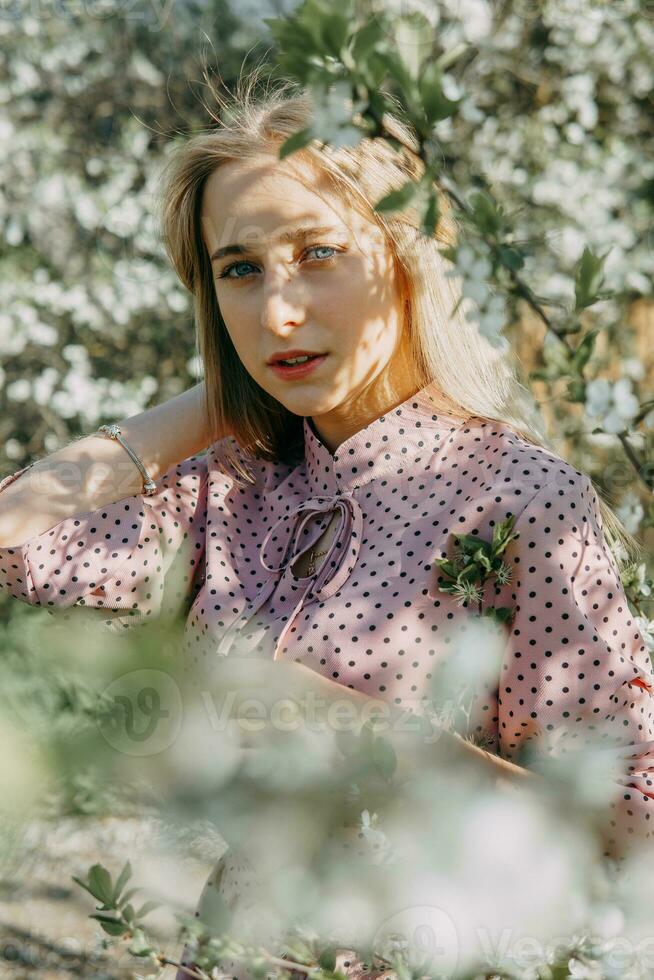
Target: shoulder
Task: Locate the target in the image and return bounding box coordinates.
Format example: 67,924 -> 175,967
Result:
435,416 -> 593,540
454,415 -> 586,496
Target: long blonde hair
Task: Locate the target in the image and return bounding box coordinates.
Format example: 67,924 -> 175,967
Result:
157,63 -> 643,568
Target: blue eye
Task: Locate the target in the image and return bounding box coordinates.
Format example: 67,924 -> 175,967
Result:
218,260 -> 257,280
217,244 -> 339,281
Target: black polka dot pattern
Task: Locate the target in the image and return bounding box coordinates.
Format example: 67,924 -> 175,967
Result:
1,381 -> 653,918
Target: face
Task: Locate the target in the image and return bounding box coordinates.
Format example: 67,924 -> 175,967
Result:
201,154 -> 417,451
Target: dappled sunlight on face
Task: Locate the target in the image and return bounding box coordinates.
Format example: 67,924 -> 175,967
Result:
201,153 -> 415,450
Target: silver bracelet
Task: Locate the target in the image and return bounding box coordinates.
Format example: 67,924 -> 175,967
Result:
96,424 -> 157,496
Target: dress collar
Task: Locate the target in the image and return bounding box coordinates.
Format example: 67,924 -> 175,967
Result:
302,382 -> 468,496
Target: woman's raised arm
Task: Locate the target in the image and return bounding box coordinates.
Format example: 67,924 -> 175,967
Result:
0,381 -> 214,547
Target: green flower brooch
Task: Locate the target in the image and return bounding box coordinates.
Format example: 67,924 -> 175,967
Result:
433,514 -> 520,625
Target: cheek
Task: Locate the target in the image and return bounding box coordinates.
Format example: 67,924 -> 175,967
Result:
343,257 -> 400,325
216,291 -> 255,352
318,283 -> 371,341
215,286 -> 244,323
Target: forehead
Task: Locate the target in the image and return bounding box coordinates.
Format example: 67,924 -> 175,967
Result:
201,154 -> 382,251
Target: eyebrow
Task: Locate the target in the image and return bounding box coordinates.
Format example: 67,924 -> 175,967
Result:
209,224 -> 345,262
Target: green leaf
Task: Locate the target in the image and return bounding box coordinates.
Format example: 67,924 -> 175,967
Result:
459,563 -> 482,584
490,516 -> 518,554
370,49 -> 418,102
363,51 -> 392,90
497,244 -> 525,272
279,127 -> 314,160
529,368 -> 552,382
473,548 -> 492,572
420,189 -> 440,236
486,606 -> 516,624
419,62 -> 461,123
318,948 -> 338,972
135,900 -> 160,920
437,582 -> 460,596
571,328 -> 599,372
112,861 -> 132,904
263,17 -> 320,66
455,534 -> 492,557
395,14 -> 433,81
90,913 -> 126,937
72,875 -> 98,903
350,20 -> 385,62
120,886 -> 141,905
294,0 -> 333,50
322,13 -> 349,55
434,557 -> 460,580
85,865 -> 115,907
468,190 -> 505,238
566,379 -> 586,403
374,180 -> 418,214
574,247 -> 610,311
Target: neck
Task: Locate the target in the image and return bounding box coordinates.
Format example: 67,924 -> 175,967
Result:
309,371 -> 428,455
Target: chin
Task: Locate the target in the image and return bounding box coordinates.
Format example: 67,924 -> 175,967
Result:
274,389 -> 331,417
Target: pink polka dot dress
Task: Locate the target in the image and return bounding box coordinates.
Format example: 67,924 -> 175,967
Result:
2,381 -> 653,978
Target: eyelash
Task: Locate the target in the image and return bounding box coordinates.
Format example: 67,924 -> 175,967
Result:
217,244 -> 342,281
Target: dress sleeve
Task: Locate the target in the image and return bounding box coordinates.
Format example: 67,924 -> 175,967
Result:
0,451 -> 209,631
495,470 -> 654,859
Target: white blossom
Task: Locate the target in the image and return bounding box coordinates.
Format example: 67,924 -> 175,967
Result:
310,82 -> 362,150
6,378 -> 31,402
32,367 -> 59,405
620,357 -> 645,381
585,378 -> 640,434
615,490 -> 645,535
635,616 -> 654,654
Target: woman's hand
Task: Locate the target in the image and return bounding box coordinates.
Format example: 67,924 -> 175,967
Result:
209,657 -> 375,753
282,666 -> 538,791
209,657 -> 537,790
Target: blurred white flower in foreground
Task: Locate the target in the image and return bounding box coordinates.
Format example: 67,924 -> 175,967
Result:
359,809 -> 395,865
0,716 -> 53,827
381,776 -> 595,977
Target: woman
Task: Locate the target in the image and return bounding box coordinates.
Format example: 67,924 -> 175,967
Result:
1,68 -> 653,978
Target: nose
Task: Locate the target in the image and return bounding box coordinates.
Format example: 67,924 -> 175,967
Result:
259,268 -> 307,335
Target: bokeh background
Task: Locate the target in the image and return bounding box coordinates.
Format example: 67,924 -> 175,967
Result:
0,0 -> 653,977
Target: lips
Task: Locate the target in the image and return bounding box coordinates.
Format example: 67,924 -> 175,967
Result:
268,352 -> 325,365
278,354 -> 320,365
268,353 -> 329,379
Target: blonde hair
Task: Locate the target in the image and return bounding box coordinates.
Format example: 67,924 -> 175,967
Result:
157,63 -> 643,569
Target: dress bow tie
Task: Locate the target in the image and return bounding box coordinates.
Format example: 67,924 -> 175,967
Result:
259,492 -> 363,600
216,492 -> 362,660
